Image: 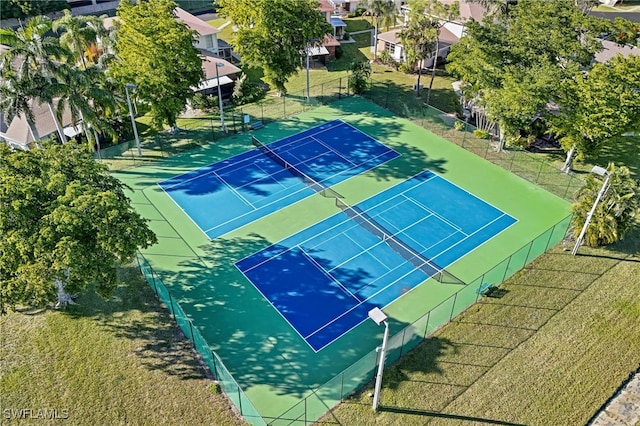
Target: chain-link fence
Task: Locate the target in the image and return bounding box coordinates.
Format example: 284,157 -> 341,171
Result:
362,76 -> 584,202
95,77 -> 351,171
135,212 -> 571,425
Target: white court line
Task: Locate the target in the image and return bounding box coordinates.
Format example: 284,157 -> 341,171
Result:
402,194 -> 464,233
212,170 -> 256,209
298,247 -> 362,304
431,213 -> 514,266
308,134 -> 356,166
233,262 -> 315,351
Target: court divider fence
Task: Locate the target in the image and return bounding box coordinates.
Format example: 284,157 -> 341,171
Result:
134,212 -> 572,425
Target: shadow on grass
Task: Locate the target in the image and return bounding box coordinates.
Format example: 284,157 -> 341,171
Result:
379,406 -> 527,425
62,267 -> 209,381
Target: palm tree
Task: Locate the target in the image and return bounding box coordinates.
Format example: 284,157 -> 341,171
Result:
52,64 -> 117,153
362,0 -> 397,60
399,12 -> 436,97
0,65 -> 43,142
571,163 -> 639,247
52,10 -> 100,70
0,16 -> 68,143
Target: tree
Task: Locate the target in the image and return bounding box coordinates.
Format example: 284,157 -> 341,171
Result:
349,60 -> 371,94
551,54 -> 640,172
447,0 -> 600,147
402,0 -> 458,103
109,0 -> 204,130
218,0 -> 331,95
362,0 -> 397,60
52,10 -> 100,70
0,142 -> 157,314
2,0 -> 67,20
0,16 -> 68,143
571,163 -> 639,247
399,1 -> 437,97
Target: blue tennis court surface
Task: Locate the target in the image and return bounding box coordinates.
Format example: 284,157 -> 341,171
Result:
236,170 -> 517,352
158,119 -> 399,239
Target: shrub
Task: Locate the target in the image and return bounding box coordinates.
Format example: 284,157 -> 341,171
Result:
343,31 -> 350,41
349,60 -> 371,95
453,120 -> 465,131
335,45 -> 344,59
473,129 -> 490,139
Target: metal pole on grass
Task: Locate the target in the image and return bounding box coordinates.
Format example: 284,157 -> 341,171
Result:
215,62 -> 226,133
125,83 -> 141,156
368,307 -> 389,411
572,166 -> 611,255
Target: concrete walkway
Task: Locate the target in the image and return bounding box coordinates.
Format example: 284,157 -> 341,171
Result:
589,367 -> 640,426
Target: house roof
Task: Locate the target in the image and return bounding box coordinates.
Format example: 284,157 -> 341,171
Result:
174,7 -> 220,36
1,99 -> 74,148
199,50 -> 241,80
594,39 -> 640,63
377,27 -> 460,47
318,0 -> 335,13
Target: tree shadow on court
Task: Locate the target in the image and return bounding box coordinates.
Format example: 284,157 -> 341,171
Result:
165,233 -> 407,402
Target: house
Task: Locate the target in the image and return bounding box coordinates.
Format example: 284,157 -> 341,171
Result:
377,0 -> 486,68
194,51 -> 242,99
376,26 -> 460,68
0,99 -> 79,150
174,7 -> 233,61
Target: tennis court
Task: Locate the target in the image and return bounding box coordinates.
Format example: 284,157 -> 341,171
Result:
236,170 -> 516,351
116,97 -> 572,425
158,119 -> 398,239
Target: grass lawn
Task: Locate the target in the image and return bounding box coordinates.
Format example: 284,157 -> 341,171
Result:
318,231 -> 640,425
0,267 -> 247,425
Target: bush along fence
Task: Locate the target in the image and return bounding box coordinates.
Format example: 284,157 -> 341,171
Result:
135,213 -> 572,425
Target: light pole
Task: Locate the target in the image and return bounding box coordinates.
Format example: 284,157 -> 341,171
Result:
572,165 -> 611,255
368,307 -> 389,411
125,83 -> 141,156
305,39 -> 318,104
306,43 -> 311,103
215,62 -> 226,133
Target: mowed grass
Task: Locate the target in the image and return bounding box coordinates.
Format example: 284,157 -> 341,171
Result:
319,232 -> 640,426
0,267 -> 246,426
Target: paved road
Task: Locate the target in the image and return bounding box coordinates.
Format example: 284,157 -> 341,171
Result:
589,366 -> 640,426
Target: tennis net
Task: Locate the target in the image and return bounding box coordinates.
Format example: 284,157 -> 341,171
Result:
251,136 -> 342,198
336,198 -> 464,285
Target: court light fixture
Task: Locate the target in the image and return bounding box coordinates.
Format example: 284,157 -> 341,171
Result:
368,307 -> 389,411
571,165 -> 611,255
124,83 -> 141,156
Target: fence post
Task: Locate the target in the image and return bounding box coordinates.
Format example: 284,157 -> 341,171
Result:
211,348 -> 219,380
535,159 -> 544,184
340,373 -> 345,401
338,77 -> 342,99
189,320 -> 195,345
462,123 -> 467,148
398,328 -> 407,359
283,95 -> 286,118
423,311 -> 431,339
238,388 -> 243,414
449,293 -> 458,320
169,293 -> 175,320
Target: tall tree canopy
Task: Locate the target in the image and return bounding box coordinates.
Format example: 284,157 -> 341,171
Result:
0,142 -> 157,314
109,0 -> 204,129
218,0 -> 332,94
551,54 -> 640,167
447,0 -> 600,145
